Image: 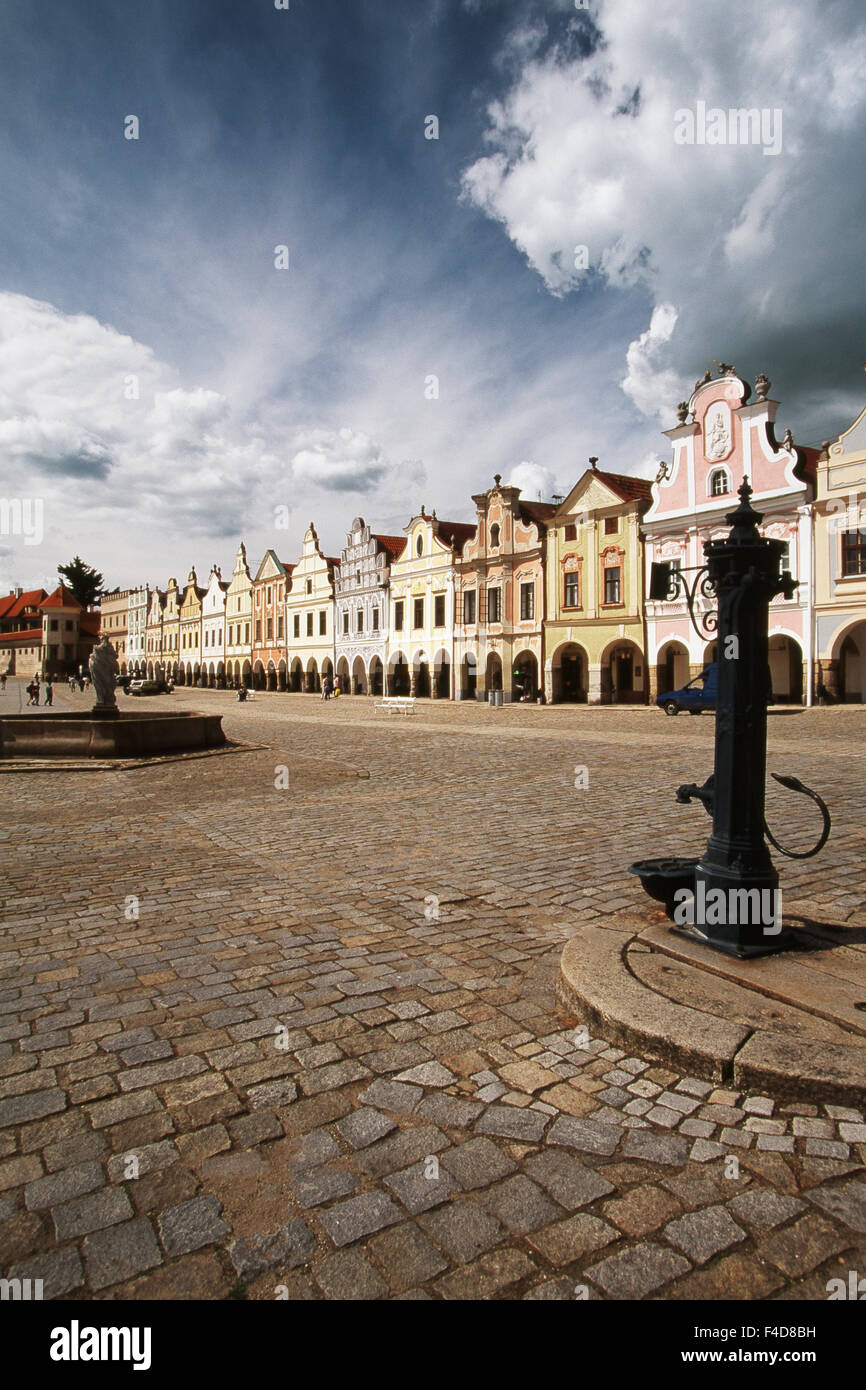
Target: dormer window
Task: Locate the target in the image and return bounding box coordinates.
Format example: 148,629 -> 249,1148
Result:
710,469 -> 729,497
490,523 -> 500,549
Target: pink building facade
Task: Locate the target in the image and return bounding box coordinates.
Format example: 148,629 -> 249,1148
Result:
643,367 -> 817,704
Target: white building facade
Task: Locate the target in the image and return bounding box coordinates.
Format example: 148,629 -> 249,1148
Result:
334,518 -> 403,695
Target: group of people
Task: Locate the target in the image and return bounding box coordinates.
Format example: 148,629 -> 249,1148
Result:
68,672 -> 89,692
321,675 -> 342,701
25,675 -> 53,706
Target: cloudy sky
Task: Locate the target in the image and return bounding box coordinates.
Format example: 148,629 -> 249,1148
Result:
2,0 -> 865,592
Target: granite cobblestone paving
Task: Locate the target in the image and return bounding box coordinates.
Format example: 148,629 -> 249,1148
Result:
0,688 -> 864,1298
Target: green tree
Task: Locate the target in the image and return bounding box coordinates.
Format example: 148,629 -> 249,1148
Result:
57,556 -> 104,608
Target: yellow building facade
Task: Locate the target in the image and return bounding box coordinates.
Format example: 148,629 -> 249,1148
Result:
544,462 -> 651,703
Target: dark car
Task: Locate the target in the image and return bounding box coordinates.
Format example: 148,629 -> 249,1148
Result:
657,663 -> 718,716
129,678 -> 172,696
116,673 -> 134,691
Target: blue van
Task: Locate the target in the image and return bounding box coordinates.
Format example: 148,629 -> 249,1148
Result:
657,663 -> 717,716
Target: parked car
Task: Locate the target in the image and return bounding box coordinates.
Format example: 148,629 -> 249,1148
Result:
657,663 -> 718,716
116,673 -> 134,692
129,678 -> 172,696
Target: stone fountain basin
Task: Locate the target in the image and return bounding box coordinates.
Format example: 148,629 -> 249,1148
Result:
0,711 -> 226,760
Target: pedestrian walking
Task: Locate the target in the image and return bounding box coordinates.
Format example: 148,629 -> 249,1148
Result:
44,681 -> 53,706
321,676 -> 331,701
0,672 -> 6,692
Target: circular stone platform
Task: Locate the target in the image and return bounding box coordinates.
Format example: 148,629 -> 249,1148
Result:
0,710 -> 226,759
558,909 -> 866,1107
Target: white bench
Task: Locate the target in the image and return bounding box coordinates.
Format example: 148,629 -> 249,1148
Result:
374,697 -> 416,716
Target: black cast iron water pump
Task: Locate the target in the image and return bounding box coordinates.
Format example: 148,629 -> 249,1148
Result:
630,478 -> 831,959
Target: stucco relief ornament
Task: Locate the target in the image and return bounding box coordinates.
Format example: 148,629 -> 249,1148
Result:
706,407 -> 730,460
89,636 -> 119,709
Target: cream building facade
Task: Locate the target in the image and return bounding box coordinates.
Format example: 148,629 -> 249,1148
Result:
162,578 -> 181,683
201,565 -> 229,687
145,588 -> 165,678
178,568 -> 205,685
387,509 -> 474,698
225,542 -> 253,687
100,588 -> 131,672
128,587 -> 150,676
814,402 -> 866,701
284,525 -> 338,693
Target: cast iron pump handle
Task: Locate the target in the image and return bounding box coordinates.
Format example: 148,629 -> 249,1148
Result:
763,773 -> 831,859
675,772 -> 830,858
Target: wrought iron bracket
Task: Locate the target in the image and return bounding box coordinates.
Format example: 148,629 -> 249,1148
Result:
649,561 -> 718,641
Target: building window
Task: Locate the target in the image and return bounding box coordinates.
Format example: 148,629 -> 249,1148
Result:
604,567 -> 622,604
319,611 -> 327,636
306,613 -> 313,637
266,618 -> 273,641
356,570 -> 361,585
395,600 -> 404,632
245,623 -> 250,643
267,586 -> 272,604
710,469 -> 728,497
842,529 -> 866,577
293,615 -> 300,638
416,535 -> 423,557
277,616 -> 284,640
487,587 -> 501,623
413,598 -> 424,629
372,607 -> 379,632
434,595 -> 445,627
306,579 -> 312,595
255,621 -> 262,643
356,609 -> 363,634
564,572 -> 579,607
463,590 -> 476,625
490,523 -> 500,549
519,582 -> 535,621
50,619 -> 58,631
564,524 -> 577,542
343,612 -> 349,636
604,516 -> 618,535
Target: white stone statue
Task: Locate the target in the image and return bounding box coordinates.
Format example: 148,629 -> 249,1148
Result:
89,636 -> 119,707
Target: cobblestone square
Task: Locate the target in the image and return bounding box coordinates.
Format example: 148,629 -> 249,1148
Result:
1,686 -> 865,1299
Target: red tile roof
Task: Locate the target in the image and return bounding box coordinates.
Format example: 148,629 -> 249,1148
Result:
40,585 -> 84,610
594,468 -> 653,503
519,501 -> 558,527
0,628 -> 42,644
80,614 -> 101,636
373,534 -> 405,561
4,588 -> 48,619
435,520 -> 476,550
